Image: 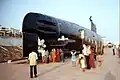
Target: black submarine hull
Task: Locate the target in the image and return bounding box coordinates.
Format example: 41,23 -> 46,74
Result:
22,12 -> 103,57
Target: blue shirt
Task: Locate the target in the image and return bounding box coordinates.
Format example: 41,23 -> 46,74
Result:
71,51 -> 76,61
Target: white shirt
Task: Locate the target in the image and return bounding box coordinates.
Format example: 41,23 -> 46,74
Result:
38,48 -> 45,57
112,46 -> 115,49
41,50 -> 45,57
82,49 -> 87,55
82,45 -> 88,56
28,52 -> 38,66
45,50 -> 49,56
71,51 -> 76,55
86,46 -> 91,56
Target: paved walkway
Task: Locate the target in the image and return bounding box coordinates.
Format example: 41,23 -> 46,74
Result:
0,48 -> 120,80
36,48 -> 120,80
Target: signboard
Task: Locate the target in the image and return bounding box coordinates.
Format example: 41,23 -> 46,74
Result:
79,29 -> 85,39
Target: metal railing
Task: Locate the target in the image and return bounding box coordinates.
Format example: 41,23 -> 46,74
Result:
0,31 -> 22,38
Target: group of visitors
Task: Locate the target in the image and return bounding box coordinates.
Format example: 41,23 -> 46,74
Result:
28,48 -> 64,78
39,48 -> 65,64
28,44 -> 103,78
71,44 -> 103,72
49,48 -> 64,63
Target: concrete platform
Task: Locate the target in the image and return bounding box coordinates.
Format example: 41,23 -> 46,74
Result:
0,48 -> 120,80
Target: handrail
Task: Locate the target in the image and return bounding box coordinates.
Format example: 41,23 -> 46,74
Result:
0,46 -> 8,52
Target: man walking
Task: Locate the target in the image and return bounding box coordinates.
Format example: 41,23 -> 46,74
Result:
112,45 -> 115,55
28,50 -> 38,78
83,44 -> 91,69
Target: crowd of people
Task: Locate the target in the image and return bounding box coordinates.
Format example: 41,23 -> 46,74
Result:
28,48 -> 65,78
38,48 -> 65,64
71,44 -> 103,72
24,42 -> 120,78
49,48 -> 65,63
28,44 -> 103,78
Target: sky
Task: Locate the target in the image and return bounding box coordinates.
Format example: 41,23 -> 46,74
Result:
0,0 -> 119,43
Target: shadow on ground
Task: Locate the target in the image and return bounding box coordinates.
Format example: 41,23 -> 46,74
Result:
104,71 -> 116,80
117,60 -> 120,64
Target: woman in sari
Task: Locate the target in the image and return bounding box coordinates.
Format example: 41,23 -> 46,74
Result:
56,49 -> 60,62
51,48 -> 56,63
60,49 -> 64,62
89,47 -> 96,69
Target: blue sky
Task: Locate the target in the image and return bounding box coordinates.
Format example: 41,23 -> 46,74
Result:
0,0 -> 119,42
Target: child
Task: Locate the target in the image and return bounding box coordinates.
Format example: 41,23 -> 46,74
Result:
96,53 -> 103,67
71,50 -> 77,67
79,56 -> 86,72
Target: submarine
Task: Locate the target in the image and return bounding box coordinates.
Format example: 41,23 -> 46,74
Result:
22,12 -> 103,57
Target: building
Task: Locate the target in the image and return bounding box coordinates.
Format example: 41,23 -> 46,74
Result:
0,24 -> 22,37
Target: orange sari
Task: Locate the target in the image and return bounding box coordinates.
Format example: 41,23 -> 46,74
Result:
51,49 -> 56,62
56,49 -> 60,62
